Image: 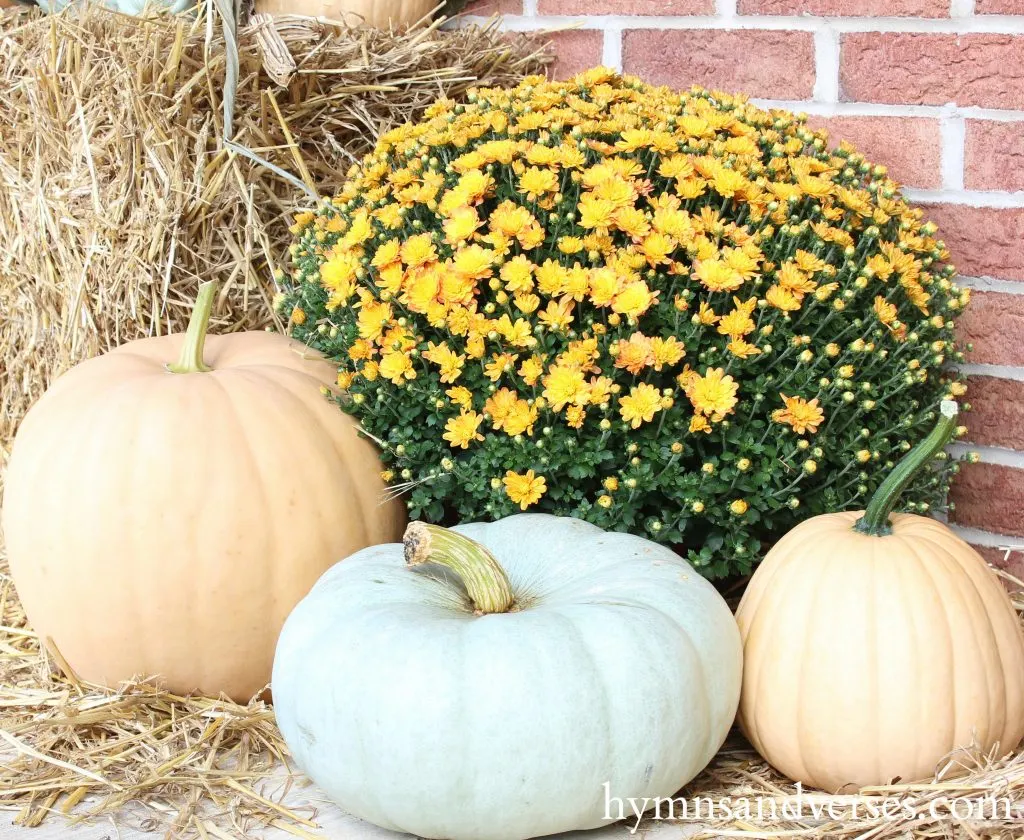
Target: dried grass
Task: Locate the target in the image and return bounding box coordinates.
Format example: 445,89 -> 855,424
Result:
0,6 -> 550,835
4,530 -> 1024,839
679,735 -> 1024,840
0,3 -> 551,455
0,563 -> 302,837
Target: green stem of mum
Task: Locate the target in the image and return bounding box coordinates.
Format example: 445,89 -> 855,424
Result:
854,399 -> 959,537
403,522 -> 514,614
167,281 -> 216,374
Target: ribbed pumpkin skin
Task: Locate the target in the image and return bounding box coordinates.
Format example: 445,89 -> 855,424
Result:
1,331 -> 404,701
737,511 -> 1024,791
253,0 -> 435,28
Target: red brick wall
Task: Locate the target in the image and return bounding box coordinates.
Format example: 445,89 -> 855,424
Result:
464,0 -> 1024,574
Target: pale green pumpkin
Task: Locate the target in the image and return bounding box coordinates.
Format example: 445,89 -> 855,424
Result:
272,514 -> 741,840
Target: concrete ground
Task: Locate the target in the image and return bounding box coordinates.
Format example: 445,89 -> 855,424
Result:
0,791 -> 709,839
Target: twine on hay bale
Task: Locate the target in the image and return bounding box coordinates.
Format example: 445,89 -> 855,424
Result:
0,2 -> 552,456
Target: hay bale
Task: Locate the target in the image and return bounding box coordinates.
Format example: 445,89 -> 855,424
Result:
0,4 -> 551,454
0,8 -> 547,834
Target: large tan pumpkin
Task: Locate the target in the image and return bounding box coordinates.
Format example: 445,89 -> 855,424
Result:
736,400 -> 1024,791
1,282 -> 404,701
253,0 -> 436,29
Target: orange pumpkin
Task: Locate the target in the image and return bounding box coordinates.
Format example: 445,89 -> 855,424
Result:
736,401 -> 1024,791
1,282 -> 404,701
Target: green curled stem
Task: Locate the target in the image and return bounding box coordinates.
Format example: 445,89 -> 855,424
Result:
854,399 -> 959,537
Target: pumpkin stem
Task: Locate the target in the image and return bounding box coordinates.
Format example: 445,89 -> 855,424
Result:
404,522 -> 515,614
854,400 -> 959,537
167,281 -> 216,374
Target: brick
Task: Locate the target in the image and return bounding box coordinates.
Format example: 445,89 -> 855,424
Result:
963,376 -> 1024,451
840,33 -> 1024,110
924,204 -> 1024,282
622,30 -> 815,100
463,0 -> 522,12
965,121 -> 1024,193
541,0 -> 710,12
545,31 -> 604,82
739,0 -> 946,15
951,463 -> 1024,538
976,0 -> 1024,12
806,115 -> 941,189
956,292 -> 1024,366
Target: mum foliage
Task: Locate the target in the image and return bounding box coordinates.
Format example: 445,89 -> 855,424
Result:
280,68 -> 970,578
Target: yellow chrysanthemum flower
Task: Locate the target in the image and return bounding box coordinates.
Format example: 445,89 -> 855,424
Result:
765,285 -> 803,312
578,194 -> 616,231
612,280 -> 658,319
519,167 -> 560,201
689,415 -> 712,434
717,305 -> 756,339
538,298 -> 575,332
484,387 -> 518,429
502,469 -> 547,510
484,353 -> 518,382
695,258 -> 744,292
619,382 -> 662,428
396,232 -> 434,266
588,267 -> 621,308
565,405 -> 586,429
727,339 -> 762,359
684,368 -> 739,422
446,386 -> 473,408
695,301 -> 720,325
772,394 -> 825,435
504,400 -> 539,436
558,235 -> 585,255
651,336 -> 686,370
451,244 -> 495,280
873,296 -> 898,325
514,292 -> 541,314
443,206 -> 482,245
444,410 -> 484,449
542,365 -> 589,411
712,168 -> 749,198
613,333 -> 653,375
500,255 -> 535,293
518,356 -> 545,386
379,350 -> 416,385
613,206 -> 651,240
423,342 -> 465,384
356,300 -> 393,341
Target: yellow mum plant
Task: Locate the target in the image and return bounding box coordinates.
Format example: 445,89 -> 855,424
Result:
280,68 -> 970,577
